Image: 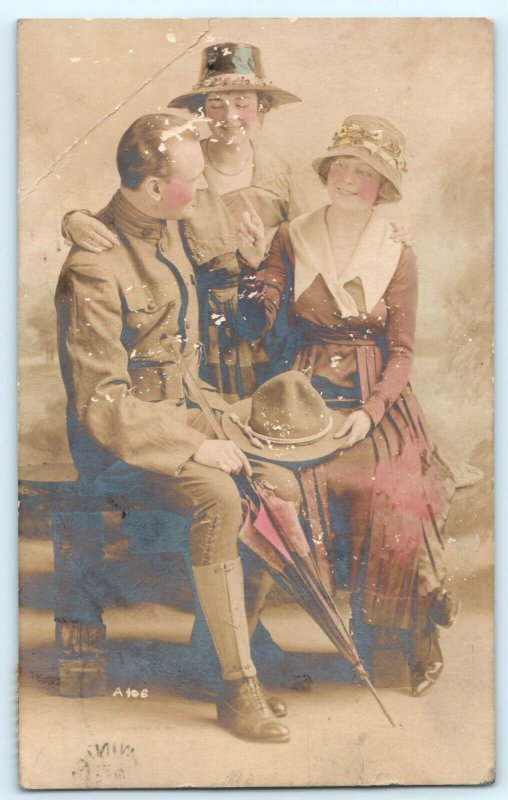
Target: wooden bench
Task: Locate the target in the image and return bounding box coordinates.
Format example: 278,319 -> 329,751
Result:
19,468 -> 412,697
19,471 -> 192,698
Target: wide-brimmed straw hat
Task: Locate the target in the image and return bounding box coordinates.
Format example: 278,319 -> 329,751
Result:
221,371 -> 350,464
168,42 -> 301,111
312,114 -> 407,203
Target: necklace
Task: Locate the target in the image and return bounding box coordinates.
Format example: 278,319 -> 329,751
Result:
206,139 -> 253,177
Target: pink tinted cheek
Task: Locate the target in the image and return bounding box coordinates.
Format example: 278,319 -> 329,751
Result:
357,177 -> 380,205
160,179 -> 194,210
240,105 -> 258,123
328,163 -> 346,184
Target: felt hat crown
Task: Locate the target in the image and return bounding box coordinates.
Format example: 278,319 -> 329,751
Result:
313,114 -> 407,203
221,371 -> 349,464
168,42 -> 301,110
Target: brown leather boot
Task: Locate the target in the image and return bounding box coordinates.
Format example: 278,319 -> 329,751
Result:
217,675 -> 290,743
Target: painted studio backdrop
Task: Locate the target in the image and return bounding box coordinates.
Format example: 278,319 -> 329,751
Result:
18,18 -> 493,789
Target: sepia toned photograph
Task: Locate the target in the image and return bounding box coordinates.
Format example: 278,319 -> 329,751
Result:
17,17 -> 493,789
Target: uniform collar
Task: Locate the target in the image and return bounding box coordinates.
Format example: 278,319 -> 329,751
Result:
110,190 -> 166,242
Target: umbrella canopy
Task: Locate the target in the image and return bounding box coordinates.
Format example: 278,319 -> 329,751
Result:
240,481 -> 396,728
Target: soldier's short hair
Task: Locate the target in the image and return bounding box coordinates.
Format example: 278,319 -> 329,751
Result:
117,114 -> 200,189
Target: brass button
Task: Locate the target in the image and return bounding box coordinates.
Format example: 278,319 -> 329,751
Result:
147,300 -> 156,311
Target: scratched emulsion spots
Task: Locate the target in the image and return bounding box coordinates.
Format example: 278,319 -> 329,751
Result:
17,18 -> 493,789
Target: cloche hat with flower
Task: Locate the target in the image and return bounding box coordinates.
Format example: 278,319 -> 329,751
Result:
313,114 -> 408,203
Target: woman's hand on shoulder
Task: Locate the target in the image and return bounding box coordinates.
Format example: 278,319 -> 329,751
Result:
333,409 -> 372,449
66,211 -> 120,253
389,222 -> 415,248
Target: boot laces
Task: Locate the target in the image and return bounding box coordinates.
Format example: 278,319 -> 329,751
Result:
243,676 -> 266,713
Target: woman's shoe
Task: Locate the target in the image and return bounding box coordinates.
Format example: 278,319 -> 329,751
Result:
409,623 -> 444,697
217,675 -> 290,743
410,658 -> 444,696
428,588 -> 460,628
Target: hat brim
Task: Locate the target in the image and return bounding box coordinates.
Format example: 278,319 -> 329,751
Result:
221,398 -> 352,464
168,83 -> 301,110
312,144 -> 402,203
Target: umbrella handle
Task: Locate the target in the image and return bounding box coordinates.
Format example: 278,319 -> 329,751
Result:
163,341 -> 258,488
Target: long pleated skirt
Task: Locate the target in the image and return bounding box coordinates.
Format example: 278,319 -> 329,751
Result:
297,385 -> 454,630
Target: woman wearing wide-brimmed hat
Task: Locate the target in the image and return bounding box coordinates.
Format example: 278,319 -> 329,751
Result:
235,114 -> 460,696
61,42 -> 305,402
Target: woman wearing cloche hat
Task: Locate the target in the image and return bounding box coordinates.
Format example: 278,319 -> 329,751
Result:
237,114 -> 460,697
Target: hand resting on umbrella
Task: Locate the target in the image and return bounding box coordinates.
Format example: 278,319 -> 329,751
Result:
193,438 -> 253,476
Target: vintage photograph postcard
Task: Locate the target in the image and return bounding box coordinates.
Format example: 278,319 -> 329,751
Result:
17,17 -> 493,789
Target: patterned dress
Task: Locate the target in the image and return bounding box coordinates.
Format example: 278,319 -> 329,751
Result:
239,208 -> 455,632
181,140 -> 299,402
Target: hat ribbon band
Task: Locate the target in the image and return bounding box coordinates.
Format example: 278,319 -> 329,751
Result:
328,137 -> 407,172
247,414 -> 333,446
194,73 -> 271,90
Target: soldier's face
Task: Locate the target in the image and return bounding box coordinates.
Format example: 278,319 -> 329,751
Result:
156,139 -> 207,220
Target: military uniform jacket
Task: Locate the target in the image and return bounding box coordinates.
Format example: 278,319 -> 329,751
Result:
55,190 -> 226,480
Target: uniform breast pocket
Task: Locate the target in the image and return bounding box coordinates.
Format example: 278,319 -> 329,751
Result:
124,281 -> 183,403
124,281 -> 178,322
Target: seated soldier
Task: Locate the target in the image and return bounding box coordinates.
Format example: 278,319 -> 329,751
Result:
54,113 -> 292,744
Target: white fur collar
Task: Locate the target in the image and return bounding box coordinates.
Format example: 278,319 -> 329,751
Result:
289,206 -> 402,317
